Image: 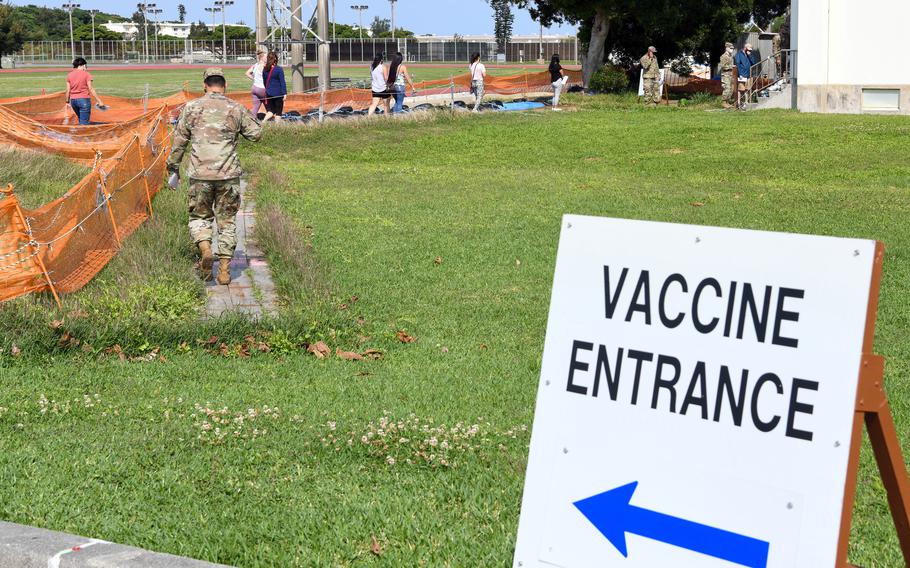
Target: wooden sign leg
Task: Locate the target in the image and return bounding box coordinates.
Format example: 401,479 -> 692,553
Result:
838,355 -> 910,568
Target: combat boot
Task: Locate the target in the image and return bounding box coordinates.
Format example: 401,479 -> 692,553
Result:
216,258 -> 232,286
197,240 -> 214,281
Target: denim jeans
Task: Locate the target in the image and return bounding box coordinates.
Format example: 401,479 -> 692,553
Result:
393,84 -> 406,112
70,98 -> 91,125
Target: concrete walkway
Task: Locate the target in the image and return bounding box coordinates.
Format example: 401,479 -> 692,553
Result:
0,521 -> 232,567
205,179 -> 278,319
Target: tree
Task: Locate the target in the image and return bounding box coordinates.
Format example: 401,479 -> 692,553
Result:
73,22 -> 123,41
511,0 -> 786,88
0,4 -> 25,69
178,4 -> 187,24
490,0 -> 514,54
370,16 -> 390,36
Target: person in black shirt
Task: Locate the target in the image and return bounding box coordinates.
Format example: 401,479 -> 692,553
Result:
549,54 -> 566,109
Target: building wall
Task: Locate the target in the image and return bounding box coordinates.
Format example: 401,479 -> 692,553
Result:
796,0 -> 910,113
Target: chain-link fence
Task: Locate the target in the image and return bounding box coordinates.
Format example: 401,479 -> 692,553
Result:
15,38 -> 578,65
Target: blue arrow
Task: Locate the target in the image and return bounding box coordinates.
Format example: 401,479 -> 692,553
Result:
573,481 -> 770,568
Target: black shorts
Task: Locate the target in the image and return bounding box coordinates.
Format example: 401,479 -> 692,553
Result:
265,97 -> 284,115
372,91 -> 392,99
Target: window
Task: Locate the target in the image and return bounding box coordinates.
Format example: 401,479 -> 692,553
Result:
862,89 -> 900,112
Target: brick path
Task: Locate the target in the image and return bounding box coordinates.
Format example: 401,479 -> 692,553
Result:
205,180 -> 278,318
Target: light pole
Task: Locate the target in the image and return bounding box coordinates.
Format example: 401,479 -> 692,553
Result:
148,7 -> 162,62
63,3 -> 80,60
332,0 -> 335,40
89,9 -> 99,62
137,3 -> 156,63
215,0 -> 233,64
351,5 -> 368,41
204,5 -> 221,60
388,0 -> 396,40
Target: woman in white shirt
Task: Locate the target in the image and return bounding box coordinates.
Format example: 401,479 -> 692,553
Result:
245,49 -> 267,116
469,52 -> 486,112
368,53 -> 391,117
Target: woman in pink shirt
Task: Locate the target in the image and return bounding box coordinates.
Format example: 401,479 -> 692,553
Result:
65,57 -> 104,125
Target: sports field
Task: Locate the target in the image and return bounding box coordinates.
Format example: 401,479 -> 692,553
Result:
0,63 -> 544,98
1,71 -> 910,567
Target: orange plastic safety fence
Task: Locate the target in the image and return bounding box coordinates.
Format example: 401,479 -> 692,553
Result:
0,110 -> 170,302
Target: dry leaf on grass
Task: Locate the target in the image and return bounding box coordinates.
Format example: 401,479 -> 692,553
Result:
362,348 -> 383,360
689,201 -> 705,207
218,343 -> 230,357
10,344 -> 21,357
336,348 -> 364,361
350,295 -> 359,303
356,317 -> 365,326
48,319 -> 64,330
396,330 -> 416,343
203,336 -> 219,346
479,343 -> 488,350
434,256 -> 442,265
57,331 -> 80,348
308,341 -> 331,359
339,303 -> 349,310
370,535 -> 383,556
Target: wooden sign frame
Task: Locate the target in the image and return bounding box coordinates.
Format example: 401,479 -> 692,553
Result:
837,242 -> 910,567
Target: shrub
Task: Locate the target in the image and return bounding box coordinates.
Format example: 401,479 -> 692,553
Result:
670,57 -> 693,76
588,65 -> 629,93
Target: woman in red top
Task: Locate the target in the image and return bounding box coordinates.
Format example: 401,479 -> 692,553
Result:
65,57 -> 104,125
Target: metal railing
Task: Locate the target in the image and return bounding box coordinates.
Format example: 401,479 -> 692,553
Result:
744,49 -> 795,108
14,38 -> 579,65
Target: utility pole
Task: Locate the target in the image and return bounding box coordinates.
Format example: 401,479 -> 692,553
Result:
149,7 -> 163,62
389,0 -> 396,40
89,9 -> 99,62
317,0 -> 330,92
291,0 -> 303,92
255,0 -> 267,44
215,1 -> 234,64
351,5 -> 368,41
63,3 -> 80,60
332,0 -> 336,40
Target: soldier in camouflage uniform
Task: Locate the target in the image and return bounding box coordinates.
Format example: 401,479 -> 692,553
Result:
719,42 -> 736,108
167,67 -> 262,286
640,46 -> 660,105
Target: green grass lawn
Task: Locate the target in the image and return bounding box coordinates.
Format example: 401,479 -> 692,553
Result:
1,87 -> 910,567
0,64 -> 544,98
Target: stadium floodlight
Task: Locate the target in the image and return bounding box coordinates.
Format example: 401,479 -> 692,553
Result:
88,9 -> 99,62
148,7 -> 163,61
214,1 -> 234,64
137,3 -> 157,63
350,5 -> 368,40
62,3 -> 81,60
388,0 -> 396,40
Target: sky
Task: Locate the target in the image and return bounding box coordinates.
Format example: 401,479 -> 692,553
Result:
21,0 -> 578,36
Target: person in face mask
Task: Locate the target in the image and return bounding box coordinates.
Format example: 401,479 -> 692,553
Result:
719,42 -> 736,108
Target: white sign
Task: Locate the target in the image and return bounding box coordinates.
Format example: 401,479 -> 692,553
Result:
637,68 -> 665,97
513,215 -> 876,568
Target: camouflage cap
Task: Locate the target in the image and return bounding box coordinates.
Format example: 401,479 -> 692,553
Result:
648,45 -> 657,52
725,42 -> 735,49
203,67 -> 225,80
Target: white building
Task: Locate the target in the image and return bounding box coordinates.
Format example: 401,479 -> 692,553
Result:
101,21 -> 237,40
794,0 -> 910,113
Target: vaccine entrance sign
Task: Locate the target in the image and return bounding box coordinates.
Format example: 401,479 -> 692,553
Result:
513,215 -> 910,568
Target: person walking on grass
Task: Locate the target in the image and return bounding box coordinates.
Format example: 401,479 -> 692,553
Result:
262,52 -> 287,122
167,68 -> 262,286
65,57 -> 104,125
549,53 -> 566,110
469,52 -> 486,112
368,53 -> 391,116
246,49 -> 267,117
640,46 -> 660,105
391,52 -> 416,113
719,42 -> 736,108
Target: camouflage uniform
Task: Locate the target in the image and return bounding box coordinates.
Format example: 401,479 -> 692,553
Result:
640,51 -> 660,105
167,85 -> 261,260
719,47 -> 735,105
